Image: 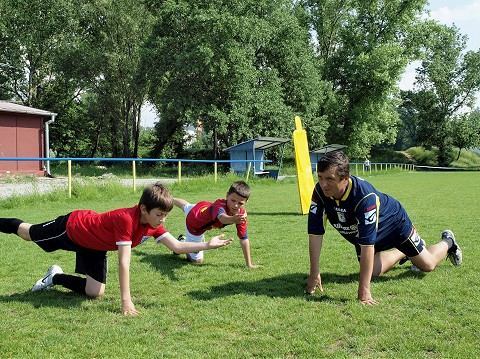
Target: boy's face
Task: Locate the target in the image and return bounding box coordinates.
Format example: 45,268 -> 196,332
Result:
140,205 -> 169,227
225,192 -> 247,214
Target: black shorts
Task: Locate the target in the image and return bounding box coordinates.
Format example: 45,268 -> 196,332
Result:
355,227 -> 425,260
29,214 -> 108,283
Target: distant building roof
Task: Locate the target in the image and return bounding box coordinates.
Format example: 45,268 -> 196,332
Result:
225,137 -> 290,151
0,101 -> 56,117
310,144 -> 346,154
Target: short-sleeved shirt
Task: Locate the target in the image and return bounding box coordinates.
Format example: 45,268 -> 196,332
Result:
66,205 -> 169,251
186,199 -> 248,240
308,176 -> 412,249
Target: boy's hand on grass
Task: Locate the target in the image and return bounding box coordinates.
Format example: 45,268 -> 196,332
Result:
208,234 -> 233,249
122,299 -> 139,316
305,273 -> 323,295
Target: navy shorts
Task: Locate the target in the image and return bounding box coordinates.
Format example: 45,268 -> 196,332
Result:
29,214 -> 108,283
355,226 -> 425,260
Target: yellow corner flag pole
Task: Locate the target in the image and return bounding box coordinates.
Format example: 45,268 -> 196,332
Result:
293,116 -> 315,214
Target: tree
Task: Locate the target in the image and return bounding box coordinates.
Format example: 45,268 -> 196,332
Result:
411,21 -> 480,165
144,0 -> 328,158
0,0 -> 154,158
301,0 -> 427,157
450,110 -> 480,160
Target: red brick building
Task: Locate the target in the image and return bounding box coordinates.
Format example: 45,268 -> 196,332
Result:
0,101 -> 56,175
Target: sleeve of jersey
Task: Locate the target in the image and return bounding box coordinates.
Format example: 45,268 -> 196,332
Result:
215,206 -> 226,219
115,213 -> 133,247
307,186 -> 326,235
153,225 -> 170,243
355,193 -> 379,245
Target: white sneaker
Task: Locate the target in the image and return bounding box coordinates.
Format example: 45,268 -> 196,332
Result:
31,265 -> 63,292
442,230 -> 462,266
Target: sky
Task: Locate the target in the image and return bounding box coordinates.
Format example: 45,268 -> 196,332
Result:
141,0 -> 480,127
399,0 -> 480,100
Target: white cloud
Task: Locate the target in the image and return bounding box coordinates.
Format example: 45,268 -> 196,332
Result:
430,1 -> 480,23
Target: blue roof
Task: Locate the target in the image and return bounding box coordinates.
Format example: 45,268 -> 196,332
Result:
310,144 -> 346,154
225,137 -> 289,151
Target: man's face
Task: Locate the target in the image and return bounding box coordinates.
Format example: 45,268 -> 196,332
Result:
317,166 -> 349,200
225,192 -> 247,214
140,206 -> 168,228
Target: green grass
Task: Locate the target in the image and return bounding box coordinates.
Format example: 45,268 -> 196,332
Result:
1,172 -> 479,357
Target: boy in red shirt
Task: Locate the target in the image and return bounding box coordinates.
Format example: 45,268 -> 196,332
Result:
0,183 -> 231,316
173,181 -> 256,268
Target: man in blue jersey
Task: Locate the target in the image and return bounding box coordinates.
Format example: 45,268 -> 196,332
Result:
306,151 -> 462,305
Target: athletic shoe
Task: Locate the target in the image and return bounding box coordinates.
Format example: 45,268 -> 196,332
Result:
173,234 -> 186,255
31,265 -> 63,292
442,230 -> 462,266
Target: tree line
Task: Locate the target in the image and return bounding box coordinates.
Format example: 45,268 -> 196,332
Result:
1,0 -> 479,165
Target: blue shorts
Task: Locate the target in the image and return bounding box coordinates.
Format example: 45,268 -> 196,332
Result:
355,226 -> 425,260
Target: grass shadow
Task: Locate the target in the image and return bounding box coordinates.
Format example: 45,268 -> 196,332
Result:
0,289 -> 85,309
249,211 -> 300,216
187,269 -> 426,302
134,250 -> 220,281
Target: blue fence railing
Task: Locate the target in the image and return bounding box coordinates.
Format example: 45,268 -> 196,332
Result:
0,157 -> 273,198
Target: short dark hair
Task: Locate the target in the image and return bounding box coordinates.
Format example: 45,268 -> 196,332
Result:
227,180 -> 251,199
317,151 -> 350,179
139,182 -> 174,212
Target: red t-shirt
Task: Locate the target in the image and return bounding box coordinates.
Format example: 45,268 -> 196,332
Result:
66,205 -> 168,251
186,199 -> 248,239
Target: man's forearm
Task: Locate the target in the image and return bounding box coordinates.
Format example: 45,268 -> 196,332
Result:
358,245 -> 375,293
309,234 -> 323,275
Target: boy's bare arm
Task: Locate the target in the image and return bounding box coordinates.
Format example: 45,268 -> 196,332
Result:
117,244 -> 139,316
218,212 -> 247,225
173,198 -> 188,210
240,238 -> 257,268
159,233 -> 233,253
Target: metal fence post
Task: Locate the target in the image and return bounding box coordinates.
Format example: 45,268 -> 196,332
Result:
214,162 -> 218,183
245,162 -> 252,181
178,161 -> 182,183
67,160 -> 72,198
132,161 -> 136,192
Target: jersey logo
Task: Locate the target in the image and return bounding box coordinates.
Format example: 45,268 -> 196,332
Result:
199,206 -> 208,213
309,201 -> 317,214
364,208 -> 377,225
337,211 -> 346,222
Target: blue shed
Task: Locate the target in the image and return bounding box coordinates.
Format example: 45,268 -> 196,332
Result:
310,144 -> 346,172
225,137 -> 289,176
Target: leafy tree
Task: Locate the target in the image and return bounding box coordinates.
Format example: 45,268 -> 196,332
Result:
0,0 -> 95,108
450,110 -> 480,160
0,0 -> 154,158
411,21 -> 480,165
301,0 -> 427,157
144,0 -> 328,158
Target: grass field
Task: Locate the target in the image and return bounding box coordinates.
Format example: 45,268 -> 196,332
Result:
1,171 -> 479,358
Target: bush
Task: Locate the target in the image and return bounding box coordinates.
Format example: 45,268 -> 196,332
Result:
405,147 -> 438,166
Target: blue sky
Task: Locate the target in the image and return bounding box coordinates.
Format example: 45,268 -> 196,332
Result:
400,0 -> 480,103
142,1 -> 480,127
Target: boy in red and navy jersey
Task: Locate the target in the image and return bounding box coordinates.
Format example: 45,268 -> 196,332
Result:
174,181 -> 256,268
0,183 -> 232,316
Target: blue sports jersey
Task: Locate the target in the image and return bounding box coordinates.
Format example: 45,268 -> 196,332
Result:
308,176 -> 412,248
